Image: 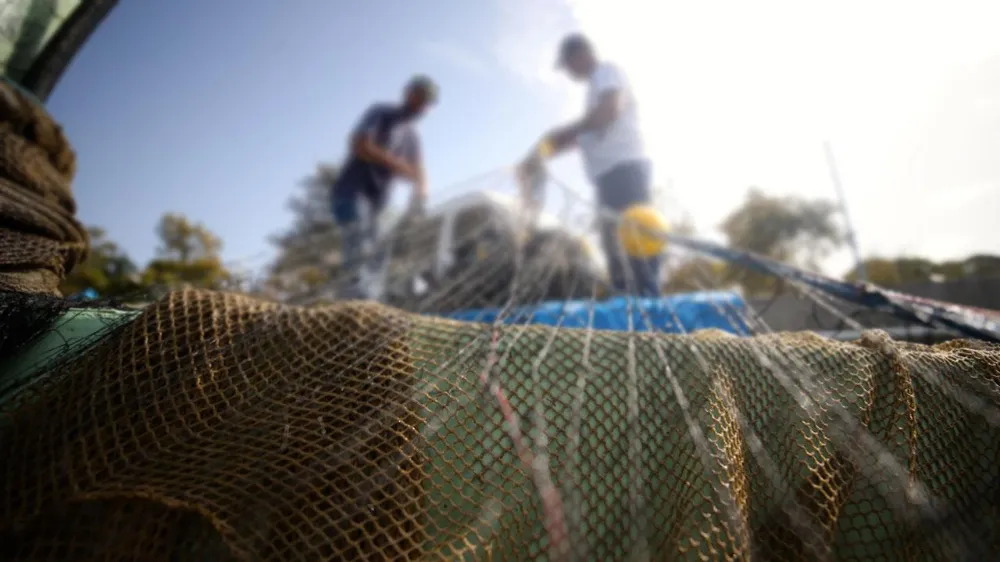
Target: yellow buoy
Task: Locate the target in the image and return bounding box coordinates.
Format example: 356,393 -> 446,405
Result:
617,205 -> 669,258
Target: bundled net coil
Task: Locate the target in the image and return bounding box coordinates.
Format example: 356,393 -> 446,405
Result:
1,76 -> 1000,562
0,78 -> 85,295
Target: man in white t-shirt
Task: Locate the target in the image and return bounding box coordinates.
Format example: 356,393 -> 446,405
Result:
520,33 -> 660,297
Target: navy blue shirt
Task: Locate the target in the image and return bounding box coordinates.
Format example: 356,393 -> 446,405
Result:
333,103 -> 421,211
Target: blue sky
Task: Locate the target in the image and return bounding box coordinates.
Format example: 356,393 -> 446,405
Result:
46,0 -> 1000,275
47,0 -> 583,270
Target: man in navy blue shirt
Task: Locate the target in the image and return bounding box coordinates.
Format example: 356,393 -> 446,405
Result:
332,75 -> 437,299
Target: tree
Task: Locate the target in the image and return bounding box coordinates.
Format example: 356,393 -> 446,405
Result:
846,257 -> 935,286
60,227 -> 143,298
141,213 -> 231,291
266,163 -> 408,303
719,188 -> 844,295
846,254 -> 1000,286
154,212 -> 222,263
721,188 -> 844,268
937,254 -> 1000,281
662,257 -> 730,294
266,163 -> 343,301
669,213 -> 697,238
660,214 -> 734,294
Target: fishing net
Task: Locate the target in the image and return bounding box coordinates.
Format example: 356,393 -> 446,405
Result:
4,289 -> 1000,561
0,78 -> 86,295
2,69 -> 1000,562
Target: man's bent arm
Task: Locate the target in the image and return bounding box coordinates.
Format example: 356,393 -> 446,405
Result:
545,89 -> 621,154
348,106 -> 417,180
406,132 -> 427,199
411,158 -> 427,200
543,63 -> 627,156
351,135 -> 417,181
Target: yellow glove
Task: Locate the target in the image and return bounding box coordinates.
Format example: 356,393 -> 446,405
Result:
516,137 -> 551,183
536,137 -> 554,159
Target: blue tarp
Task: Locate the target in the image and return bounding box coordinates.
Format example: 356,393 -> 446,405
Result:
445,291 -> 751,335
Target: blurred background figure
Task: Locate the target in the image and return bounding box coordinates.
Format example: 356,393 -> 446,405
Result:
520,33 -> 659,297
330,75 -> 437,299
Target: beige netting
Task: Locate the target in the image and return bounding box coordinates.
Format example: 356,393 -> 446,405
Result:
1,293 -> 1000,560
0,80 -> 87,295
2,64 -> 1000,562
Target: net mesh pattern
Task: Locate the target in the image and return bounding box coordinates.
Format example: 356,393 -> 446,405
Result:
2,290 -> 1000,560
2,45 -> 1000,562
0,79 -> 86,295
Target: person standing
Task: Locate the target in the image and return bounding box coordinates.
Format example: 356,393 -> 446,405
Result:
331,75 -> 437,299
520,34 -> 660,297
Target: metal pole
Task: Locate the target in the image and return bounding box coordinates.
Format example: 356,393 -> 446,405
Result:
823,140 -> 866,282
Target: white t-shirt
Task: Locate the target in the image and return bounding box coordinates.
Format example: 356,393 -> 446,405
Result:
577,62 -> 647,181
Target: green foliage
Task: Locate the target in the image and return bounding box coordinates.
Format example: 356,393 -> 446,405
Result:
846,254 -> 1000,287
934,254 -> 1000,282
62,214 -> 231,298
721,187 -> 844,268
141,213 -> 231,291
662,257 -> 729,294
718,187 -> 845,295
266,163 -> 343,301
154,212 -> 223,262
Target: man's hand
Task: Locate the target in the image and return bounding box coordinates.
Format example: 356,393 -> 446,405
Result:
516,142 -> 549,213
517,152 -> 541,179
517,139 -> 548,180
396,161 -> 422,184
525,89 -> 618,164
415,175 -> 428,201
407,189 -> 427,219
354,136 -> 421,181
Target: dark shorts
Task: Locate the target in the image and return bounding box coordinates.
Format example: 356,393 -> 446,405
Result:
595,159 -> 652,210
331,187 -> 381,288
331,179 -> 385,226
594,159 -> 661,297
331,189 -> 365,225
